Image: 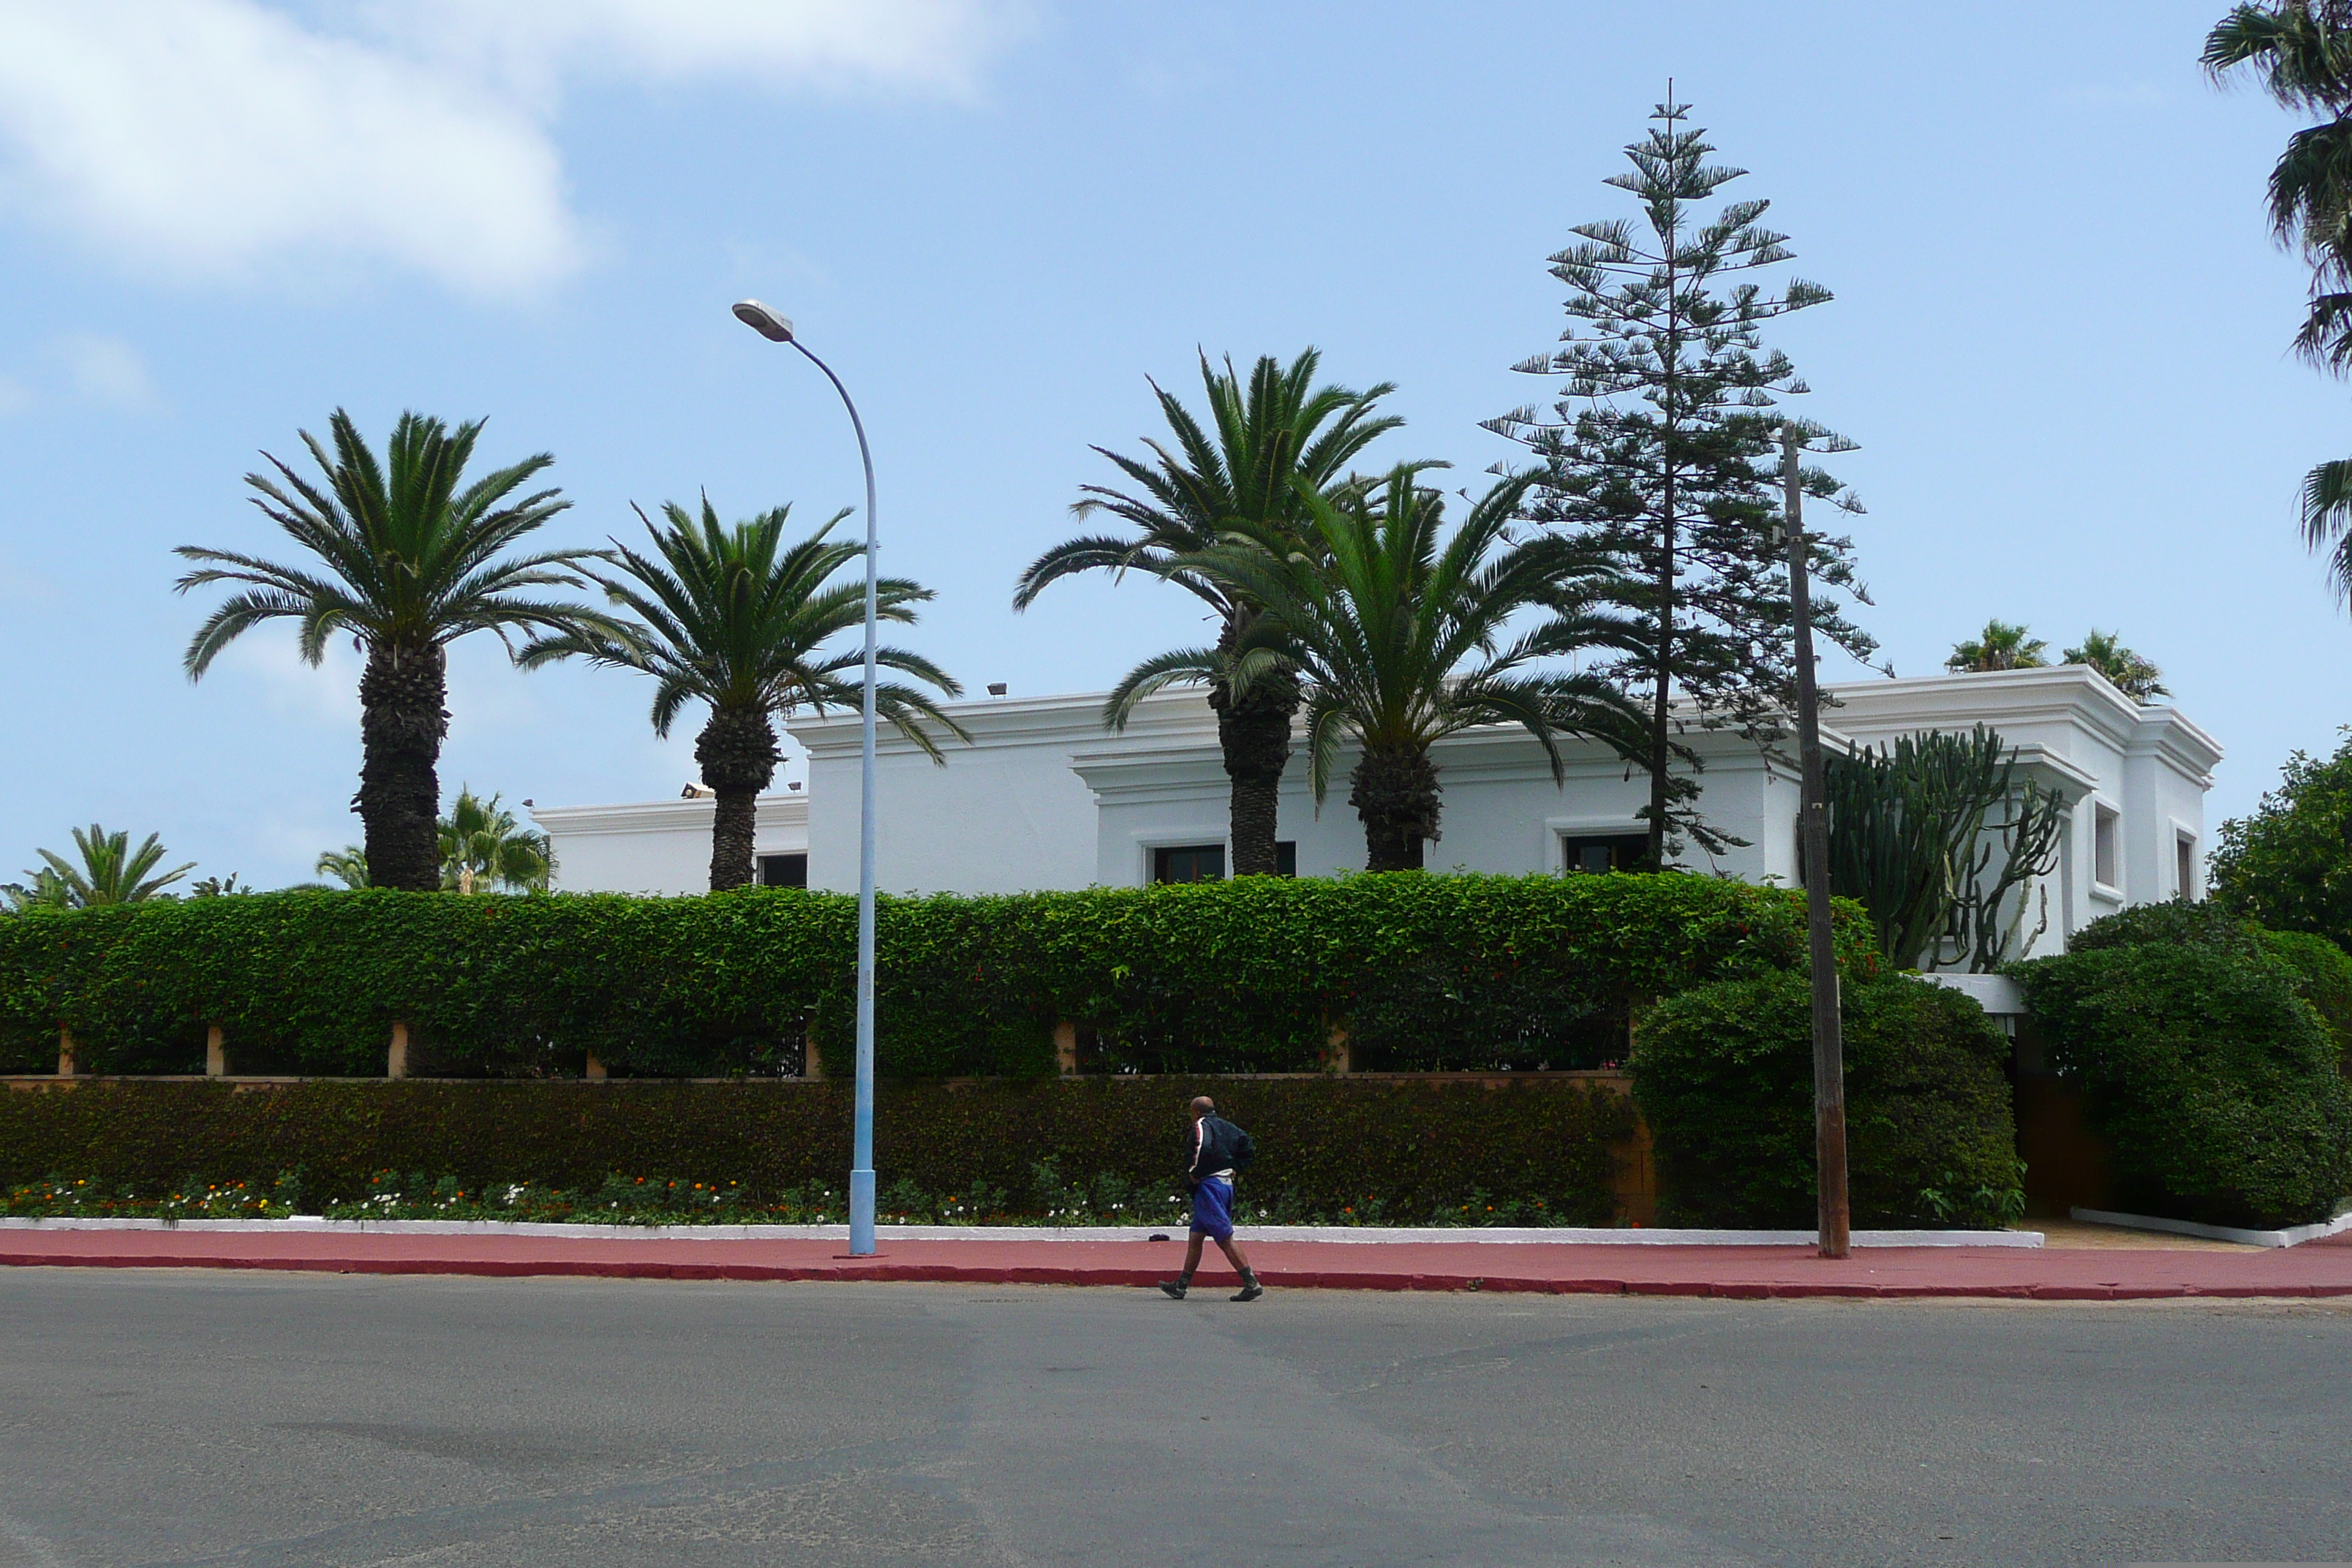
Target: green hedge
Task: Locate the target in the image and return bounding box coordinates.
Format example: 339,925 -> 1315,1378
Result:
0,1077 -> 1637,1224
1627,974 -> 2020,1227
2011,938 -> 2352,1228
0,875 -> 1876,1079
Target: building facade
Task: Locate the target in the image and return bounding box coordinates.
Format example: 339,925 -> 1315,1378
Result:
532,666 -> 2220,961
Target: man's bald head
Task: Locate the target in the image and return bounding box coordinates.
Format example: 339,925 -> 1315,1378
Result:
1191,1096 -> 1215,1117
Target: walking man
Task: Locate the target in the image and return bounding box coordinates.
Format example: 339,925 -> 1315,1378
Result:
1161,1095 -> 1264,1302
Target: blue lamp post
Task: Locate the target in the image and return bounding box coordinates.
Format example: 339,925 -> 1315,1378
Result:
734,299 -> 880,1257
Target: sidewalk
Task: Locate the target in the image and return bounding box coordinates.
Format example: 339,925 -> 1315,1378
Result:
4,1225 -> 2349,1299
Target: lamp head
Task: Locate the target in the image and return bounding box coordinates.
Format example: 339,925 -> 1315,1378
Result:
732,300 -> 794,342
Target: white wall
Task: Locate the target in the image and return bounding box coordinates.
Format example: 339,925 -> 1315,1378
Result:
533,793 -> 807,897
542,669 -> 2217,957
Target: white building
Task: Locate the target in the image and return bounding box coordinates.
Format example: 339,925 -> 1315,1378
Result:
532,666 -> 2220,960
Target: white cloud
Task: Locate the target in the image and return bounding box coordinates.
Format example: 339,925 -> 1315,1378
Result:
375,0 -> 1020,105
0,1 -> 1022,298
53,333 -> 157,408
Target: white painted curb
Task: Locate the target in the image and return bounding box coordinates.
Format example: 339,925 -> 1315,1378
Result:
2069,1206 -> 2352,1250
0,1216 -> 2041,1248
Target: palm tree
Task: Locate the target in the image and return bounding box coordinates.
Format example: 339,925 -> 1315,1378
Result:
2206,4 -> 2352,596
7,825 -> 194,908
2062,630 -> 2170,701
1141,465 -> 1644,872
314,846 -> 370,889
176,410 -> 621,891
440,787 -> 550,892
523,498 -> 965,890
1946,619 -> 2048,674
1014,350 -> 1401,875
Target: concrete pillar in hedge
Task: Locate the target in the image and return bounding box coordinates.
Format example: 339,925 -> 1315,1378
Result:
206,1026 -> 225,1077
803,1020 -> 823,1081
1324,1022 -> 1352,1075
1054,1021 -> 1078,1076
388,1022 -> 410,1080
56,1026 -> 74,1078
584,1052 -> 607,1081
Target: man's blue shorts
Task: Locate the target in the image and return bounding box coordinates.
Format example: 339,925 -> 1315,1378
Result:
1189,1176 -> 1235,1241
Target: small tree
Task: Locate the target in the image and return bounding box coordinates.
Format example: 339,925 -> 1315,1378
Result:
526,498 -> 964,889
439,787 -> 550,893
5,825 -> 193,909
1488,92 -> 1874,867
2062,629 -> 2168,701
1946,619 -> 2048,673
2206,4 -> 2352,600
1018,351 -> 1399,875
2212,728 -> 2352,945
314,847 -> 369,889
1825,727 -> 2067,972
176,411 -> 621,890
1155,466 -> 1643,871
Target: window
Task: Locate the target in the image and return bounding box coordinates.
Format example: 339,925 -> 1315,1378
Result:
2092,806 -> 2119,890
1275,840 -> 1297,877
1153,843 -> 1225,883
1561,832 -> 1649,874
2176,834 -> 2198,902
758,853 -> 807,888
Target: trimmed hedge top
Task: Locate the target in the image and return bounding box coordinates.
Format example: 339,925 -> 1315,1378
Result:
0,872 -> 1877,1078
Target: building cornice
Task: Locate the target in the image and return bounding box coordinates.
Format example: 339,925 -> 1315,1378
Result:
530,794 -> 807,836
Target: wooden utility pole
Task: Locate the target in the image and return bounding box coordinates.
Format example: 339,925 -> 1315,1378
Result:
1782,423 -> 1850,1259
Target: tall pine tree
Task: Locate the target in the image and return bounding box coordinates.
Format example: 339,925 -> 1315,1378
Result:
1488,92 -> 1876,866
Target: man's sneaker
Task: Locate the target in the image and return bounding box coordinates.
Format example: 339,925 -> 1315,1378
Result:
1230,1281 -> 1264,1303
1158,1280 -> 1189,1300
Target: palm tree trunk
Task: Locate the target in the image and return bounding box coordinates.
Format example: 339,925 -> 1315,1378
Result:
357,643 -> 448,892
1350,745 -> 1441,872
1209,666 -> 1298,876
697,704 -> 780,890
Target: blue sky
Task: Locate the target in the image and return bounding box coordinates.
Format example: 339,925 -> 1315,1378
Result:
0,1 -> 2340,887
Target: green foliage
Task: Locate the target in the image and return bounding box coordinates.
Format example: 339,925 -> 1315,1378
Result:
0,1077 -> 1637,1224
1825,725 -> 2066,971
2068,897 -> 2352,1069
1169,464 -> 1644,870
1485,92 -> 1874,864
1945,619 -> 2047,672
5,824 -> 193,910
2061,630 -> 2168,701
439,787 -> 550,893
2204,5 -> 2352,599
1629,973 -> 2020,1228
2259,928 -> 2352,1066
1017,348 -> 1403,877
2211,731 -> 2352,946
2011,941 -> 2352,1227
0,875 -> 1875,1079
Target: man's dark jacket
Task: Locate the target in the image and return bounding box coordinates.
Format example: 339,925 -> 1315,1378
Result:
1182,1115 -> 1256,1186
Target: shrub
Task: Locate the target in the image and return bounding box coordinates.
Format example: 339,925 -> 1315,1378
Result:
1629,973 -> 2019,1228
0,875 -> 1876,1079
2010,943 -> 2352,1227
0,1076 -> 1637,1224
2067,899 -> 2352,1069
2210,730 -> 2352,948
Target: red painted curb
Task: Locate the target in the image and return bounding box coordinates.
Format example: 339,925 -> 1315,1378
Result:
9,1249 -> 2352,1301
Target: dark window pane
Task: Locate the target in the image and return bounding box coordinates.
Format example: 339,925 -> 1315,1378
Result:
758,853 -> 808,888
1275,841 -> 1297,877
1153,844 -> 1225,884
1560,834 -> 1648,874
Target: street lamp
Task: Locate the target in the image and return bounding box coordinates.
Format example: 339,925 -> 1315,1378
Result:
734,299 -> 881,1257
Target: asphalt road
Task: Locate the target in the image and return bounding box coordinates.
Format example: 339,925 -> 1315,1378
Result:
0,1270 -> 2347,1567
